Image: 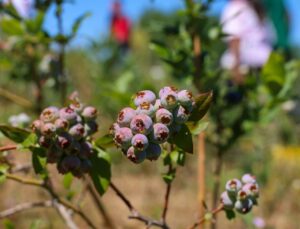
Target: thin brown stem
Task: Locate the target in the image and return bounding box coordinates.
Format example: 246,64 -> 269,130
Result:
187,204 -> 224,229
109,182 -> 169,229
5,174 -> 96,229
0,201 -> 52,219
161,164 -> 172,223
0,145 -> 17,152
210,149 -> 223,229
85,177 -> 116,229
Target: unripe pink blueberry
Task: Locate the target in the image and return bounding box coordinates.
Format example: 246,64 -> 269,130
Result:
220,191 -> 234,210
117,107 -> 136,127
155,108 -> 173,126
40,106 -> 59,123
130,114 -> 153,135
69,101 -> 84,113
242,174 -> 257,184
153,99 -> 163,111
131,134 -> 149,151
54,118 -> 69,132
81,106 -> 98,120
134,90 -> 156,107
242,183 -> 259,199
31,120 -> 43,133
136,102 -> 155,117
159,86 -> 178,98
146,143 -> 161,161
41,123 -> 56,136
160,90 -> 178,109
237,190 -> 248,201
151,123 -> 169,144
177,90 -> 193,106
126,146 -> 146,164
69,123 -> 85,140
226,179 -> 242,196
173,105 -> 190,124
114,127 -> 133,149
109,123 -> 120,135
234,199 -> 253,214
59,107 -> 77,123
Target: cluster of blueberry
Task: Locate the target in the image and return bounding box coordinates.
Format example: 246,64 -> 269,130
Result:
220,174 -> 259,214
31,97 -> 98,177
110,86 -> 194,163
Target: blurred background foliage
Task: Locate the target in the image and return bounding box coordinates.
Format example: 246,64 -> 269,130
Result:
1,0 -> 300,228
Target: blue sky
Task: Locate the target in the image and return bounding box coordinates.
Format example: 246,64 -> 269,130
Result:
44,0 -> 300,47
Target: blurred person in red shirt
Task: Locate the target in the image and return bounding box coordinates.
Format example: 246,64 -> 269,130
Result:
110,0 -> 131,52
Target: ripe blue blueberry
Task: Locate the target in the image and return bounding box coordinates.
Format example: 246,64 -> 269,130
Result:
234,199 -> 253,214
80,159 -> 92,173
117,107 -> 136,127
155,108 -> 173,126
146,143 -> 161,161
134,90 -> 156,107
84,120 -> 98,136
130,114 -> 153,135
177,90 -> 193,107
126,146 -> 147,164
151,123 -> 169,144
60,156 -> 81,173
131,134 -> 149,151
79,141 -> 93,159
114,127 -> 133,149
47,145 -> 63,164
40,106 -> 59,123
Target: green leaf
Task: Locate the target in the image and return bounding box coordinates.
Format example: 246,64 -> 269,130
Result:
25,11 -> 45,33
63,173 -> 73,190
171,150 -> 186,166
0,18 -> 24,35
0,164 -> 9,184
149,42 -> 170,59
95,134 -> 114,149
0,125 -> 31,143
168,124 -> 193,154
187,121 -> 209,136
89,147 -> 111,196
162,168 -> 176,184
3,219 -> 15,229
31,148 -> 47,175
71,12 -> 91,38
21,133 -> 37,149
29,220 -> 42,229
189,91 -> 213,122
225,209 -> 236,220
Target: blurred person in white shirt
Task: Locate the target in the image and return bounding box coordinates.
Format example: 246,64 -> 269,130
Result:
220,0 -> 273,84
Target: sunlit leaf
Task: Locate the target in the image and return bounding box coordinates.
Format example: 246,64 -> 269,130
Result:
0,125 -> 31,143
